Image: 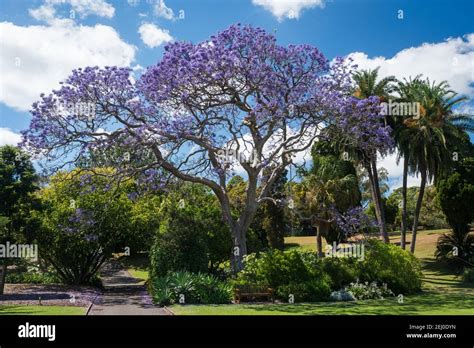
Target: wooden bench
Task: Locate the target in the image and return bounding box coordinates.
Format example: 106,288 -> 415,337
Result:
234,285 -> 274,304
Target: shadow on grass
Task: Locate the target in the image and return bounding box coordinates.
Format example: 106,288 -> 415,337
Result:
245,291 -> 473,315
421,259 -> 474,290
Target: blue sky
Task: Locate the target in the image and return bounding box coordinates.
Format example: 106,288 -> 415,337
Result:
0,0 -> 473,188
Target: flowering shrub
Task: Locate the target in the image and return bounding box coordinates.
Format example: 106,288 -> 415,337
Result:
344,281 -> 394,300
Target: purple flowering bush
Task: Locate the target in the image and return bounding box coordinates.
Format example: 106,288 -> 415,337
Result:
36,169 -> 160,284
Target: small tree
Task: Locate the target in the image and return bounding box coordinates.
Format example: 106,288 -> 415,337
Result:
38,169 -> 138,284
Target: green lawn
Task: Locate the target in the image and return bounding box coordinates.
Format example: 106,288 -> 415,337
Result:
170,229 -> 474,315
170,291 -> 474,315
0,305 -> 86,315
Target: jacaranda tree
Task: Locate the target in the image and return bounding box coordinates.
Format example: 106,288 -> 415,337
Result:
22,24 -> 391,272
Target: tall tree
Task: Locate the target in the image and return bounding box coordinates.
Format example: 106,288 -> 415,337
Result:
23,25 -> 392,272
0,146 -> 38,294
396,77 -> 472,252
351,68 -> 397,243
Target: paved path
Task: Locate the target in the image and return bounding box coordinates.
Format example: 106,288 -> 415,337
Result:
88,261 -> 171,315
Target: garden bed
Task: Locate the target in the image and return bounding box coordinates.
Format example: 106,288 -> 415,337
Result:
0,284 -> 100,308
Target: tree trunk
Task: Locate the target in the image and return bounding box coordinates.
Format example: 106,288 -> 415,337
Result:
366,161 -> 389,243
410,169 -> 427,253
0,262 -> 7,295
400,156 -> 409,249
315,225 -> 323,258
230,217 -> 252,274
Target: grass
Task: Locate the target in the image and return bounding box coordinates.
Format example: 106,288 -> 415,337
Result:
170,291 -> 474,315
0,305 -> 86,315
284,236 -> 327,252
117,253 -> 150,284
170,229 -> 474,315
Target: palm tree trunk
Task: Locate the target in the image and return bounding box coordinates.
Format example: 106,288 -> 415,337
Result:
410,169 -> 427,253
400,156 -> 409,249
368,160 -> 389,243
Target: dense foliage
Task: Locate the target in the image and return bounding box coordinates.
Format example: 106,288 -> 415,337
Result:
37,169 -> 155,284
0,146 -> 39,294
150,271 -> 233,306
234,240 -> 422,303
357,239 -> 422,294
436,157 -> 474,268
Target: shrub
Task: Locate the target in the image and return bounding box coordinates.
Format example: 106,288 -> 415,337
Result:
234,249 -> 330,302
150,271 -> 232,306
150,276 -> 174,306
6,271 -> 60,284
321,257 -> 358,290
276,279 -> 331,302
235,250 -> 315,287
462,268 -> 474,283
150,206 -> 209,278
345,281 -> 394,300
37,170 -> 139,285
435,232 -> 474,269
357,239 -> 422,294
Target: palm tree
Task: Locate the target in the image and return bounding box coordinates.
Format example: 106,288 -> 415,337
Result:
393,77 -> 423,249
395,77 -> 471,253
352,68 -> 397,243
293,152 -> 360,256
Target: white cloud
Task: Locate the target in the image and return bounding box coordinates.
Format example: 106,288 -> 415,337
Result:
138,23 -> 173,48
154,0 -> 174,20
0,128 -> 21,146
65,0 -> 115,18
220,125 -> 316,178
252,0 -> 324,21
29,4 -> 57,23
29,0 -> 115,24
0,21 -> 136,111
348,33 -> 474,97
344,34 -> 474,192
455,103 -> 474,115
378,151 -> 422,191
